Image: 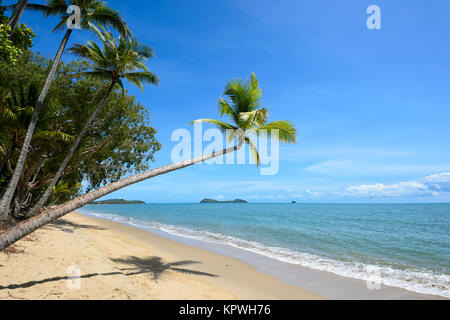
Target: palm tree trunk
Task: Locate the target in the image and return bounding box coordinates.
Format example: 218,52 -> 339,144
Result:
7,0 -> 28,37
0,138 -> 244,251
25,81 -> 116,218
0,144 -> 16,177
0,28 -> 73,219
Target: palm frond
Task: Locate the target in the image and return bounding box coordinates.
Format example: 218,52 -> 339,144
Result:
71,26 -> 157,92
24,3 -> 58,17
190,119 -> 237,132
245,136 -> 260,166
71,70 -> 113,82
217,97 -> 238,124
123,71 -> 159,91
255,120 -> 297,144
87,22 -> 106,42
33,130 -> 75,143
223,73 -> 263,115
2,108 -> 17,120
238,108 -> 268,130
86,5 -> 130,37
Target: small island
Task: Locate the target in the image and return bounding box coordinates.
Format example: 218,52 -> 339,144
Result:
200,198 -> 248,203
291,201 -> 297,204
90,198 -> 146,205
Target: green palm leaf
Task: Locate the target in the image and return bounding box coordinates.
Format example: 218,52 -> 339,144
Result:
33,130 -> 75,143
123,71 -> 159,91
192,73 -> 297,167
256,120 -> 297,143
69,26 -> 158,92
245,137 -> 260,166
190,119 -> 237,132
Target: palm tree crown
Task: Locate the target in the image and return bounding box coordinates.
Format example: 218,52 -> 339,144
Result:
69,25 -> 159,90
192,72 -> 296,165
27,0 -> 129,36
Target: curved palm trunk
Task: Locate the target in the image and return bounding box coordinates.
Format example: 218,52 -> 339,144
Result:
0,139 -> 244,251
25,81 -> 116,218
7,0 -> 28,37
0,28 -> 73,219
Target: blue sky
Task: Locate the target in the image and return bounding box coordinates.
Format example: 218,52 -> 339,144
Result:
6,0 -> 450,203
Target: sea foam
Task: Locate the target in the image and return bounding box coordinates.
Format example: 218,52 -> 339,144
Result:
78,208 -> 450,298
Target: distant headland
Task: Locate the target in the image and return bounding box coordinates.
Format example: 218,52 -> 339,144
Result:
90,199 -> 146,205
200,198 -> 248,203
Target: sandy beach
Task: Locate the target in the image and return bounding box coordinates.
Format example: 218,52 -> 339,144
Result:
0,212 -> 321,300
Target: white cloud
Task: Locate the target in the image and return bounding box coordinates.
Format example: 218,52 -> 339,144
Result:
422,172 -> 450,192
344,172 -> 450,198
304,190 -> 324,197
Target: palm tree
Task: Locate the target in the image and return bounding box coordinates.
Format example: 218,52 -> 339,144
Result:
25,26 -> 159,218
5,0 -> 28,36
0,72 -> 297,251
0,0 -> 129,219
0,82 -> 35,176
0,83 -> 75,216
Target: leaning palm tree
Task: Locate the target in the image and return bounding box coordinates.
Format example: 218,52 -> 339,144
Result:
0,0 -> 129,219
0,72 -> 296,251
25,26 -> 159,218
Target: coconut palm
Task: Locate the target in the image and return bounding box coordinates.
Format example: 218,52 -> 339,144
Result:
25,26 -> 159,218
0,0 -> 129,218
0,82 -> 36,176
0,72 -> 297,251
5,0 -> 28,36
192,72 -> 296,165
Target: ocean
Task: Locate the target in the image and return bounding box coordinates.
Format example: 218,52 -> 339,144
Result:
78,203 -> 450,298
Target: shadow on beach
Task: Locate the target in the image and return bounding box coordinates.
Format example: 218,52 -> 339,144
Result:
111,256 -> 218,280
48,219 -> 106,231
0,256 -> 217,291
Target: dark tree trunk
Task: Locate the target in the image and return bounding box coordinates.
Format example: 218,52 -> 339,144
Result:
26,81 -> 116,218
7,0 -> 28,37
0,28 -> 73,218
0,145 -> 16,177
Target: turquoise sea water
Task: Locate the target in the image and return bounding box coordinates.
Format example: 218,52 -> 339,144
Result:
78,203 -> 450,297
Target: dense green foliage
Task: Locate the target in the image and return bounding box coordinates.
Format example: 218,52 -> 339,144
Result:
0,7 -> 34,64
0,52 -> 161,218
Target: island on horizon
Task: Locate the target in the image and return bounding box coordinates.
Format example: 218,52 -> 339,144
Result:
90,199 -> 146,205
200,198 -> 248,203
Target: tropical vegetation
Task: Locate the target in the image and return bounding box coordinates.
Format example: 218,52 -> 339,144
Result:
0,0 -> 129,219
0,1 -> 296,251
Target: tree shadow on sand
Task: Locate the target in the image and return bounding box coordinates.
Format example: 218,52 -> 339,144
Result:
48,219 -> 106,232
0,271 -> 122,290
0,256 -> 217,291
111,256 -> 218,280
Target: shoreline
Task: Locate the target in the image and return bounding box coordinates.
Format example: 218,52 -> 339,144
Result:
0,212 -> 320,300
0,212 -> 445,300
79,210 -> 446,300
